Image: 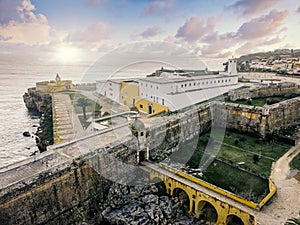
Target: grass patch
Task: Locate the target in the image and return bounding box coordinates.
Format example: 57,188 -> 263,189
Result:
200,160 -> 269,202
290,153 -> 300,170
68,92 -> 102,128
78,115 -> 91,129
226,98 -> 266,107
170,129 -> 292,202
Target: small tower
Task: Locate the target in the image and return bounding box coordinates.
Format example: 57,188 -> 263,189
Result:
129,117 -> 148,164
227,58 -> 238,75
55,74 -> 61,83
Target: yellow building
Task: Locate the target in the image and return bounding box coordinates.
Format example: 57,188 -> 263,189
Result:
135,98 -> 168,117
36,74 -> 74,93
119,81 -> 139,106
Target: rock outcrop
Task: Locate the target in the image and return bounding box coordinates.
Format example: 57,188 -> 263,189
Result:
23,90 -> 53,152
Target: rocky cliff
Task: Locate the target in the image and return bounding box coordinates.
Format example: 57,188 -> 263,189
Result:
23,90 -> 53,152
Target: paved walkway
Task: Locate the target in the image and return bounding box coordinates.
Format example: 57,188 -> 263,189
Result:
52,93 -> 76,143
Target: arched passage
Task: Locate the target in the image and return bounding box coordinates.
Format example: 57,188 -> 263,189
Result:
197,201 -> 218,224
226,215 -> 244,225
150,178 -> 167,196
173,188 -> 190,213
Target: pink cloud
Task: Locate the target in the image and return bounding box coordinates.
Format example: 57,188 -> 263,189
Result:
141,0 -> 174,16
140,25 -> 163,38
176,16 -> 215,42
236,9 -> 289,40
0,0 -> 51,45
228,0 -> 280,16
67,22 -> 108,43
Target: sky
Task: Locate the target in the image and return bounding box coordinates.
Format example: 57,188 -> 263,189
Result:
0,0 -> 299,64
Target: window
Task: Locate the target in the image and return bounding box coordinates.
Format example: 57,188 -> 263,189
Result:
189,83 -> 191,86
181,84 -> 184,88
218,80 -> 220,83
146,84 -> 148,87
141,83 -> 143,86
222,80 -> 224,83
141,92 -> 143,96
194,82 -> 196,86
206,81 -> 208,84
225,79 -> 227,82
140,132 -> 144,136
156,86 -> 158,90
229,79 -> 231,82
214,80 -> 216,83
185,84 -> 187,87
210,81 -> 212,84
150,85 -> 152,88
202,82 -> 204,85
140,104 -> 143,108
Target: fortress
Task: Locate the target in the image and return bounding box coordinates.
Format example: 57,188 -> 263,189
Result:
5,62 -> 300,224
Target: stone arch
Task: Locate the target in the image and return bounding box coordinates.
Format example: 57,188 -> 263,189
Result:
173,187 -> 190,213
226,214 -> 244,225
197,200 -> 218,224
150,178 -> 167,196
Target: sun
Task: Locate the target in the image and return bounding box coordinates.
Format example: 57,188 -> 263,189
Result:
55,45 -> 81,63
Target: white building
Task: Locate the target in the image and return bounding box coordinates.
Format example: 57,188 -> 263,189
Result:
138,59 -> 239,111
96,58 -> 240,113
96,79 -> 121,102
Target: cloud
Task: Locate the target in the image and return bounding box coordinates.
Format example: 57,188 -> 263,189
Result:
0,35 -> 12,41
141,0 -> 174,16
67,22 -> 108,43
0,0 -> 51,45
227,0 -> 280,16
175,16 -> 215,42
140,25 -> 163,38
235,36 -> 283,55
236,9 -> 288,40
297,6 -> 300,13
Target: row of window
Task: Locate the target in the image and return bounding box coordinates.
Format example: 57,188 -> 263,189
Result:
140,82 -> 159,90
180,79 -> 232,88
140,78 -> 233,91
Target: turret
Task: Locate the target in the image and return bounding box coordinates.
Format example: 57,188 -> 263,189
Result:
227,58 -> 238,75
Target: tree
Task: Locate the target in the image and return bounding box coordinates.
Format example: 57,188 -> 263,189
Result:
76,98 -> 90,120
285,218 -> 300,225
253,154 -> 259,164
94,103 -> 102,118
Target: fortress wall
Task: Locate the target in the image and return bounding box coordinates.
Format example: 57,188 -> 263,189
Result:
228,84 -> 300,101
0,163 -> 112,225
2,95 -> 300,224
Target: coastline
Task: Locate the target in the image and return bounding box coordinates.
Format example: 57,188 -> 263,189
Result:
23,89 -> 53,152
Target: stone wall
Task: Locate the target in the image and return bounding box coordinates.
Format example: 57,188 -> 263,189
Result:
228,83 -> 300,101
220,96 -> 300,137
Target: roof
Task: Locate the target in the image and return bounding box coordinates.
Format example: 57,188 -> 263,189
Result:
139,74 -> 237,84
130,118 -> 145,131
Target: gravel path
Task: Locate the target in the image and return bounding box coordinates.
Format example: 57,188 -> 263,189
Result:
256,145 -> 300,225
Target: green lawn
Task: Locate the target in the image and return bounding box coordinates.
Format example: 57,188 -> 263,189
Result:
290,153 -> 300,170
68,93 -> 100,128
169,129 -> 292,202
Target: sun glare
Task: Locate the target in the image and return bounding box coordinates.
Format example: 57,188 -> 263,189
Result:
55,46 -> 81,63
